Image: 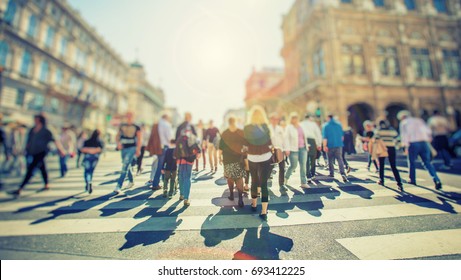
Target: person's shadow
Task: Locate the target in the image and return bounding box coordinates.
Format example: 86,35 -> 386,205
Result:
30,193 -> 117,224
119,199 -> 185,251
337,184 -> 374,199
99,187 -> 152,217
395,192 -> 457,214
268,187 -> 294,219
284,184 -> 340,217
233,224 -> 293,260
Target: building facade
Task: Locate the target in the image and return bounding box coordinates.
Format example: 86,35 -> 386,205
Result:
127,62 -> 164,126
252,0 -> 461,133
0,0 -> 163,133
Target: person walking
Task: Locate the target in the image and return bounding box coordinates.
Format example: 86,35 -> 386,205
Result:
76,131 -> 87,168
194,120 -> 206,171
175,112 -> 201,206
342,126 -> 355,173
204,120 -> 220,173
398,110 -> 443,190
300,114 -> 323,183
146,114 -> 172,190
243,106 -> 273,221
81,129 -> 104,194
114,112 -> 142,194
219,116 -> 247,207
371,120 -> 403,191
428,110 -> 452,170
363,120 -> 379,172
269,113 -> 288,188
284,112 -> 309,188
10,123 -> 27,176
162,139 -> 178,198
10,115 -> 66,195
322,115 -> 348,183
58,125 -> 76,177
136,124 -> 150,176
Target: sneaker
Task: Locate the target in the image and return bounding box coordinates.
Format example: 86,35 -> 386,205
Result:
126,182 -> 135,189
342,175 -> 349,183
397,183 -> 404,192
347,166 -> 351,174
435,181 -> 442,190
114,186 -> 122,194
408,180 -> 417,186
301,184 -> 309,188
85,183 -> 89,192
259,213 -> 267,221
179,195 -> 184,201
377,180 -> 384,186
228,195 -> 234,201
184,199 -> 190,207
307,179 -> 313,184
88,184 -> 93,194
311,176 -> 316,181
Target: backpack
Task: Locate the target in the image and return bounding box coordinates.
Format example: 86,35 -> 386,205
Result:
174,126 -> 200,159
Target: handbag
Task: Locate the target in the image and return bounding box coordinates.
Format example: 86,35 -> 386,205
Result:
271,148 -> 284,164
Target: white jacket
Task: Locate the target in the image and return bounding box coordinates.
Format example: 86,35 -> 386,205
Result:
300,119 -> 322,147
285,124 -> 309,152
269,124 -> 288,151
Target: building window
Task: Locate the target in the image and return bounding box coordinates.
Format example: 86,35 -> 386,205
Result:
45,27 -> 55,49
28,93 -> 45,111
404,0 -> 416,10
60,38 -> 67,57
55,67 -> 63,85
27,14 -> 38,38
39,60 -> 49,83
20,50 -> 32,77
411,48 -> 433,79
377,46 -> 400,77
443,50 -> 461,79
313,47 -> 326,77
50,98 -> 59,114
0,41 -> 9,67
433,0 -> 448,13
15,89 -> 25,106
4,0 -> 18,25
374,0 -> 385,8
342,44 -> 365,75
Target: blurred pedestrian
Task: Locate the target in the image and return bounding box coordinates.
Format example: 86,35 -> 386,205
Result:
398,110 -> 442,190
219,116 -> 246,207
10,123 -> 27,176
363,120 -> 379,172
10,114 -> 66,195
162,139 -> 178,198
81,129 -> 104,194
76,131 -> 87,168
194,120 -> 207,171
285,112 -> 308,188
322,115 -> 348,183
300,113 -> 322,183
342,126 -> 355,173
243,105 -> 273,221
146,114 -> 172,190
114,112 -> 142,194
428,110 -> 452,169
175,112 -> 201,206
269,113 -> 288,188
136,123 -> 150,176
59,125 -> 76,177
205,120 -> 220,173
372,120 -> 403,191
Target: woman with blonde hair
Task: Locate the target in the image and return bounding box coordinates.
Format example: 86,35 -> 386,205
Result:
284,112 -> 309,188
243,105 -> 273,221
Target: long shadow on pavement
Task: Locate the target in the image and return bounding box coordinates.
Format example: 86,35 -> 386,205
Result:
99,187 -> 154,217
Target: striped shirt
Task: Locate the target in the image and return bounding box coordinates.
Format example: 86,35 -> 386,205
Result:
374,127 -> 399,148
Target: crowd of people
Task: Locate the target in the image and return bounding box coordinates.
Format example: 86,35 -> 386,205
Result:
0,106 -> 457,221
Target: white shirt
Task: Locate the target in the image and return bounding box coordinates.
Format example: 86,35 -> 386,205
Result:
300,119 -> 322,146
158,118 -> 172,148
248,152 -> 272,163
269,124 -> 287,151
285,124 -> 309,152
399,117 -> 431,147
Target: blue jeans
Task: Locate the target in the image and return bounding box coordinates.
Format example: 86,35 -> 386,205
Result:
151,146 -> 168,187
178,163 -> 193,200
116,146 -> 136,188
408,141 -> 441,183
285,147 -> 308,184
83,154 -> 99,185
59,155 -> 69,176
328,147 -> 346,176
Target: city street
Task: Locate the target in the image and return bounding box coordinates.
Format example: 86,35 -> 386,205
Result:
0,151 -> 460,260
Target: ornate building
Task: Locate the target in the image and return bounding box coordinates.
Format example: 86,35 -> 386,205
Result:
0,0 -> 164,132
249,0 -> 461,133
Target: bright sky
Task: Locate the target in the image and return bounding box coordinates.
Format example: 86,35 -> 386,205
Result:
68,0 -> 295,126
